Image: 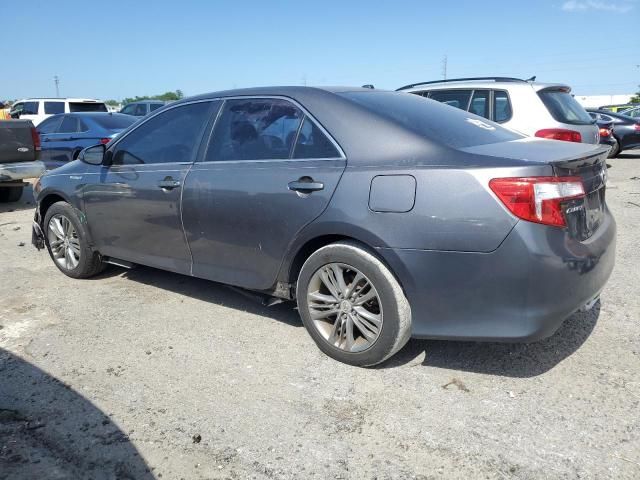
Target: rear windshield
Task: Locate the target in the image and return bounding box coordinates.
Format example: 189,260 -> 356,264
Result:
91,114 -> 137,130
339,91 -> 523,148
538,90 -> 593,126
69,102 -> 108,113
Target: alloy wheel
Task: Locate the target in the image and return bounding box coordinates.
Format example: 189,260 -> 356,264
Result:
306,263 -> 383,353
47,214 -> 81,270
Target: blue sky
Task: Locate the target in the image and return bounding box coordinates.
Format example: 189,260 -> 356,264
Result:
2,0 -> 638,100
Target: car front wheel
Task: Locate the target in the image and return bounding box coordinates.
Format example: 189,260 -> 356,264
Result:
44,201 -> 105,278
296,241 -> 411,367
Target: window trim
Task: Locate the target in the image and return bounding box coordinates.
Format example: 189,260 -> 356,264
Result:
491,89 -> 513,124
109,96 -> 346,164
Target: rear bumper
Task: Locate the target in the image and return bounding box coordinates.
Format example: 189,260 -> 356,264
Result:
378,212 -> 616,341
0,161 -> 45,182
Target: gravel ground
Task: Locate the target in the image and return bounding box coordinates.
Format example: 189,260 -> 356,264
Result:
1,151 -> 639,480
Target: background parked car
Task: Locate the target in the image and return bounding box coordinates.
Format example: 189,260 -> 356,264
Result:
37,113 -> 137,169
9,98 -> 108,126
599,104 -> 635,113
589,112 -> 618,157
620,105 -> 640,119
397,77 -> 600,144
119,100 -> 166,117
0,119 -> 44,202
587,109 -> 640,157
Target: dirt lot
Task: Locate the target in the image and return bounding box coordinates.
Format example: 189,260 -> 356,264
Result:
1,151 -> 639,480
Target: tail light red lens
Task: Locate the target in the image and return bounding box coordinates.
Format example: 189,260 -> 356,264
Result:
598,127 -> 611,137
30,127 -> 41,151
634,123 -> 640,132
535,129 -> 582,143
99,138 -> 111,144
489,177 -> 585,227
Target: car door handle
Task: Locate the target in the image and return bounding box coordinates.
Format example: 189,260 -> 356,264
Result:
288,179 -> 324,193
157,179 -> 181,190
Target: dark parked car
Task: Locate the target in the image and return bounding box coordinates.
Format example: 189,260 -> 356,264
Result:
0,119 -> 44,202
37,113 -> 137,169
589,112 -> 618,157
119,101 -> 166,117
31,87 -> 615,366
587,109 -> 640,157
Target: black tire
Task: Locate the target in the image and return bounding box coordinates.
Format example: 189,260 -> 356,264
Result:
296,241 -> 411,367
0,186 -> 23,203
608,138 -> 620,158
43,201 -> 105,278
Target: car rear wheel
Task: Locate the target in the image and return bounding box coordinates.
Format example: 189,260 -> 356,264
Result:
0,186 -> 23,203
608,138 -> 620,158
296,241 -> 411,367
44,201 -> 105,278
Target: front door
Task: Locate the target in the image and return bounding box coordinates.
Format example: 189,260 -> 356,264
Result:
182,97 -> 347,290
82,101 -> 216,274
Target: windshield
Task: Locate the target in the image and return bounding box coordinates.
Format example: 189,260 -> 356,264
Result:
338,90 -> 524,148
538,90 -> 593,125
69,102 -> 108,113
91,114 -> 137,130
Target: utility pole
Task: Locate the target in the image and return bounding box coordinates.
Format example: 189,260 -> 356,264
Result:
441,55 -> 448,80
54,75 -> 60,97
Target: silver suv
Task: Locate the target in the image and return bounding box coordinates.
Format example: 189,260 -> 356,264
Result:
397,77 -> 599,144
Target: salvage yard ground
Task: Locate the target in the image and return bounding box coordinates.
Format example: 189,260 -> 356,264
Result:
1,151 -> 639,479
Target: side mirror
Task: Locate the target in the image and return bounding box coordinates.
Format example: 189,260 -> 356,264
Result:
79,144 -> 106,165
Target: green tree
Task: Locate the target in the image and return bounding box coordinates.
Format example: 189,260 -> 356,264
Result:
104,99 -> 120,106
121,90 -> 185,105
630,85 -> 640,104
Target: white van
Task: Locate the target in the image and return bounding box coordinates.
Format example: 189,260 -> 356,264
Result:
9,98 -> 108,126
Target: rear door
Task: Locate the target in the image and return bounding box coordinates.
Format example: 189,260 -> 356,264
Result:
82,101 -> 216,273
182,97 -> 347,290
36,116 -> 64,165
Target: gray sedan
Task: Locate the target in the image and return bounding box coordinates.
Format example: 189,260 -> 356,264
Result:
31,87 -> 615,366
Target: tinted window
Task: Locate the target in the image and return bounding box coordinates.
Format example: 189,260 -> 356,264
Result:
120,104 -> 135,115
493,90 -> 512,123
339,91 -> 523,148
44,101 -> 65,114
69,102 -> 108,113
78,119 -> 89,132
91,114 -> 137,130
22,101 -> 39,115
469,90 -> 490,118
293,117 -> 340,159
428,90 -> 472,110
538,90 -> 593,125
37,116 -> 62,134
206,98 -> 303,161
58,116 -> 79,133
149,103 -> 164,112
111,102 -> 213,165
134,104 -> 147,116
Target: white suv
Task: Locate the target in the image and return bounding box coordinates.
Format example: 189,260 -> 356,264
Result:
10,98 -> 108,126
397,77 -> 599,144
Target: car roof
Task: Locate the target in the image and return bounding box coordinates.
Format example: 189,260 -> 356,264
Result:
125,100 -> 166,105
397,78 -> 570,93
16,98 -> 104,102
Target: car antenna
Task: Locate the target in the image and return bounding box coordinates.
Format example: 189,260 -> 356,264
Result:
525,76 -> 536,82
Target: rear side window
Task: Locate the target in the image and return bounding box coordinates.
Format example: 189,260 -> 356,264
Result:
134,104 -> 147,116
469,90 -> 489,119
293,117 -> 340,159
206,98 -> 303,161
44,101 -> 65,114
111,102 -> 214,165
493,90 -> 512,123
22,101 -> 39,115
340,91 -> 524,148
538,89 -> 593,125
150,103 -> 164,112
69,102 -> 108,113
37,116 -> 63,134
428,90 -> 472,110
92,114 -> 137,130
120,104 -> 135,115
58,116 -> 79,133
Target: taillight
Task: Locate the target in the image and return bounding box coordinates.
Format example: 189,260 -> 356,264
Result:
489,177 -> 585,227
30,127 -> 41,151
535,129 -> 582,143
598,127 -> 611,137
99,138 -> 110,144
634,123 -> 640,132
